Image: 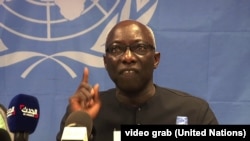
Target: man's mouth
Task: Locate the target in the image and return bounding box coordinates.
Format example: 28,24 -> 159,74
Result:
123,70 -> 135,74
120,69 -> 138,76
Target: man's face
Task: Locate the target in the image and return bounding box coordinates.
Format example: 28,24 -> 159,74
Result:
103,21 -> 160,93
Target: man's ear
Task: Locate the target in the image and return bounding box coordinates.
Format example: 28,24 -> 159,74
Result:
103,55 -> 107,69
154,52 -> 160,69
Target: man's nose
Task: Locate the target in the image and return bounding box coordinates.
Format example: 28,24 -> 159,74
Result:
122,47 -> 135,63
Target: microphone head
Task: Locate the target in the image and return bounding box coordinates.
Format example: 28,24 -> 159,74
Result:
0,128 -> 11,141
65,111 -> 93,137
7,94 -> 40,134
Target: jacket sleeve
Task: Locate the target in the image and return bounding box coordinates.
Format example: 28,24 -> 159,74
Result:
198,102 -> 219,125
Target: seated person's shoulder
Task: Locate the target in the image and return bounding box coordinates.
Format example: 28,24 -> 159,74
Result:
156,85 -> 209,105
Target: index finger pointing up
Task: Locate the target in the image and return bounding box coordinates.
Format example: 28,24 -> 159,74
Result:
82,67 -> 89,83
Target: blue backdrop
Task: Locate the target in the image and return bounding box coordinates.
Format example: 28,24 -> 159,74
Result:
1,0 -> 250,141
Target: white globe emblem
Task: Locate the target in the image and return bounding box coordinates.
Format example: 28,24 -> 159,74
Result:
0,0 -> 121,41
0,0 -> 158,78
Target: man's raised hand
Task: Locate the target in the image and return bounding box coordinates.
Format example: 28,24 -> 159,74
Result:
69,67 -> 101,119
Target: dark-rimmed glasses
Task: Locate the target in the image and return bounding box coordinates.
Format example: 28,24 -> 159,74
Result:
106,42 -> 155,56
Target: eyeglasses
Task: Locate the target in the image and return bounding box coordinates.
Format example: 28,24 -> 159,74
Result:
106,42 -> 155,56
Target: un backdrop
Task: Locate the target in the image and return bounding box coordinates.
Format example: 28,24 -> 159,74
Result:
0,0 -> 250,140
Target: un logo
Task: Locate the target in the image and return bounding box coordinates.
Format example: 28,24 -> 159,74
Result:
0,0 -> 158,78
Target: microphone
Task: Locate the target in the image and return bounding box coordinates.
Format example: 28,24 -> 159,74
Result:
61,111 -> 93,141
7,94 -> 40,141
0,128 -> 11,141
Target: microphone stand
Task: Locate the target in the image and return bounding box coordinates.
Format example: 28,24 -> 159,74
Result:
14,132 -> 29,141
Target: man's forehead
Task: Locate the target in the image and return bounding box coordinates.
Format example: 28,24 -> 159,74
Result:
109,24 -> 149,38
106,21 -> 155,46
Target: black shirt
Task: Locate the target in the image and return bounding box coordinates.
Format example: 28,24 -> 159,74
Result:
56,85 -> 218,141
